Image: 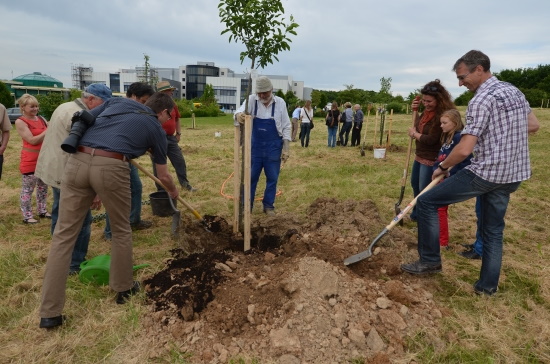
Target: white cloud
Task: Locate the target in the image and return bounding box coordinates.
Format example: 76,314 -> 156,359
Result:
1,0 -> 548,99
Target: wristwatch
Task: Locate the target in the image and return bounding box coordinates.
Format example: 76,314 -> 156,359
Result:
438,163 -> 449,171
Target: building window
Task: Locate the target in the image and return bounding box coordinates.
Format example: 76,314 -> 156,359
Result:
294,82 -> 297,86
221,71 -> 225,75
182,70 -> 185,74
182,78 -> 185,82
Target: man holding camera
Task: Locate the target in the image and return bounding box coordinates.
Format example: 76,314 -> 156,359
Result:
36,83 -> 111,275
39,92 -> 179,329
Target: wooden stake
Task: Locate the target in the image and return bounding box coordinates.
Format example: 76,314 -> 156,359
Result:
243,115 -> 252,251
373,108 -> 379,147
386,109 -> 394,149
233,125 -> 241,233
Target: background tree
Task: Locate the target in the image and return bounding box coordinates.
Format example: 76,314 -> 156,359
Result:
35,93 -> 65,119
0,81 -> 14,108
198,84 -> 217,106
275,89 -> 285,99
318,93 -> 327,110
69,89 -> 82,101
378,76 -> 393,104
284,90 -> 299,113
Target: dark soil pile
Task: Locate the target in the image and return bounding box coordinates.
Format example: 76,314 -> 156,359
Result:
140,198 -> 443,363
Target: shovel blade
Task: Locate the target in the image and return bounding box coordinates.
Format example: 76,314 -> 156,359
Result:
171,211 -> 181,238
343,228 -> 389,266
360,148 -> 365,157
344,249 -> 372,265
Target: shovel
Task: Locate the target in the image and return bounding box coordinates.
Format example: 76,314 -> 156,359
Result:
130,159 -> 211,232
167,192 -> 181,238
344,173 -> 445,266
394,96 -> 420,225
360,108 -> 370,157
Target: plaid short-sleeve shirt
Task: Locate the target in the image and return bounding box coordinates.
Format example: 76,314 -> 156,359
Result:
463,76 -> 532,183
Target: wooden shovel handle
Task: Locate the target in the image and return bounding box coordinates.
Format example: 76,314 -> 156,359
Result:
130,159 -> 204,222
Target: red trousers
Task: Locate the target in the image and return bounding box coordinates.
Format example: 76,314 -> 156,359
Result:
438,205 -> 449,247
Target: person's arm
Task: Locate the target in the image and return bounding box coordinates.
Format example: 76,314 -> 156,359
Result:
527,111 -> 540,134
154,163 -> 179,199
0,131 -> 9,155
433,134 -> 477,178
15,119 -> 46,145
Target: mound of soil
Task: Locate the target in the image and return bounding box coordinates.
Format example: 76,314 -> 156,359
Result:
141,198 -> 443,363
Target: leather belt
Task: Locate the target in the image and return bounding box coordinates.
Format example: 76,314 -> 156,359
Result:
77,146 -> 127,162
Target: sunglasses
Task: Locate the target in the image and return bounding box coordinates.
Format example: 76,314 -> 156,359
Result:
422,85 -> 438,93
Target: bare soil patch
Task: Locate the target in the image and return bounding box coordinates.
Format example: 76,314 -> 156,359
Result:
139,197 -> 443,363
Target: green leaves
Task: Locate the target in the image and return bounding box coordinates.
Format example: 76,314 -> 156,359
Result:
218,0 -> 299,70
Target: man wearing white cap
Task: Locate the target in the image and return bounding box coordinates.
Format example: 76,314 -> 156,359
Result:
234,76 -> 291,215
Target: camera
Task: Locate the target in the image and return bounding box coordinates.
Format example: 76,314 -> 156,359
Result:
61,110 -> 96,153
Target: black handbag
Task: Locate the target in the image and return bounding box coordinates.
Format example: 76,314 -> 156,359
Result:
304,109 -> 314,129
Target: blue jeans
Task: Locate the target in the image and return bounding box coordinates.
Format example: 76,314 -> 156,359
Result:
104,164 -> 142,239
410,160 -> 434,220
339,122 -> 352,146
51,187 -> 92,271
327,126 -> 338,147
299,123 -> 311,147
416,169 -> 521,294
473,197 -> 484,255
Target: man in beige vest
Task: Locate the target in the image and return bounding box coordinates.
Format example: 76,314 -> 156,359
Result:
0,102 -> 11,179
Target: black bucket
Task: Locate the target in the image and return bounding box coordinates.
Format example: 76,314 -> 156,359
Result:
149,191 -> 177,217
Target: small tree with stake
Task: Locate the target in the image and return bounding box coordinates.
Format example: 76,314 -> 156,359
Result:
218,0 -> 298,248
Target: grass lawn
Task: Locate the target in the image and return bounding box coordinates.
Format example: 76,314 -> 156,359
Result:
0,107 -> 548,363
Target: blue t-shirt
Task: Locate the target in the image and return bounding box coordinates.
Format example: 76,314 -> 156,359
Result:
80,98 -> 168,164
433,131 -> 472,175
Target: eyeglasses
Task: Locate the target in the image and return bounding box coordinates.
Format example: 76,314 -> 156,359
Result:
457,72 -> 471,81
421,85 -> 438,94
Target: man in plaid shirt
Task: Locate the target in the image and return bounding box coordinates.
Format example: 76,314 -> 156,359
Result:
401,50 -> 540,296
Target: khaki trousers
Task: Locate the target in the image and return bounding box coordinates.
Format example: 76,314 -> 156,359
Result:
40,153 -> 132,318
291,118 -> 299,141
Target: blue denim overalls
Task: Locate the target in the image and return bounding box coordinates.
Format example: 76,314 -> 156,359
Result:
250,100 -> 282,211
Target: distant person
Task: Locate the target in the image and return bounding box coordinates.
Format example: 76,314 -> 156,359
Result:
326,102 -> 339,148
39,92 -> 179,329
36,83 -> 112,273
153,81 -> 196,192
350,104 -> 364,147
104,82 -> 155,240
338,102 -> 353,146
14,94 -> 49,224
0,102 -> 11,179
234,76 -> 291,215
401,50 -> 540,297
290,104 -> 301,142
432,109 -> 472,247
299,100 -> 313,147
408,79 -> 453,221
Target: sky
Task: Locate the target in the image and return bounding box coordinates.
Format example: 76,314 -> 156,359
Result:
1,0 -> 549,100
